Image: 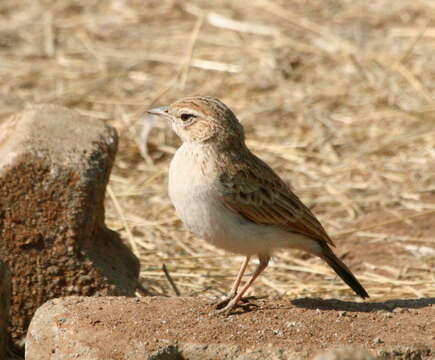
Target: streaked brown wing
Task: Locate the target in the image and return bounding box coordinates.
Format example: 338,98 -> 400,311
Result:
219,154 -> 334,247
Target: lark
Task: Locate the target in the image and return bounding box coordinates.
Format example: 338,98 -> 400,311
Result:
146,96 -> 368,314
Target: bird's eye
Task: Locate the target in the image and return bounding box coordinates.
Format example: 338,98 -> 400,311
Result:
180,113 -> 195,121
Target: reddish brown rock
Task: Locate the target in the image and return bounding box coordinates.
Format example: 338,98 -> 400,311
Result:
0,105 -> 139,343
312,348 -> 375,360
26,296 -> 433,360
0,260 -> 11,359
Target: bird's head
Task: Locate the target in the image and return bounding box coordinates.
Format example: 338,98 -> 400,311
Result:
146,96 -> 244,145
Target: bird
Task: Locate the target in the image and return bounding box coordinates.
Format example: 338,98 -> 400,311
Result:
145,96 -> 369,314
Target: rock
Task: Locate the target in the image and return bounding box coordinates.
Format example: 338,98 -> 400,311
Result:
26,296 -> 299,360
312,348 -> 375,360
179,343 -> 295,360
0,105 -> 140,343
0,260 -> 11,359
26,296 -> 434,360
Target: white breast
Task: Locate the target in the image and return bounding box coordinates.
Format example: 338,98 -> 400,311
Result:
168,143 -> 217,238
169,144 -> 263,255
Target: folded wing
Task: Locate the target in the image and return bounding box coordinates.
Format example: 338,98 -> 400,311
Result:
218,153 -> 334,247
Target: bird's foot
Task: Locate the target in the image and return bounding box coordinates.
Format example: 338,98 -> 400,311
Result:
215,291 -> 237,310
215,291 -> 254,310
213,298 -> 238,315
214,295 -> 259,316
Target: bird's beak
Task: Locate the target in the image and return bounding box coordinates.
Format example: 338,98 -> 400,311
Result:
145,106 -> 169,119
139,106 -> 170,158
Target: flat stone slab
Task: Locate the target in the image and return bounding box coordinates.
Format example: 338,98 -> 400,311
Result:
26,296 -> 434,359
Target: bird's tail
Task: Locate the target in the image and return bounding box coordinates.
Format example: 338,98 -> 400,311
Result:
321,247 -> 369,299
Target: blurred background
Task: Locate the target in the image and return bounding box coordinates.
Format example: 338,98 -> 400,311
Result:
1,0 -> 434,300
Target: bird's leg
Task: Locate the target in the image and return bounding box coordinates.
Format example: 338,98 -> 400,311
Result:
216,256 -> 251,309
216,255 -> 270,314
228,256 -> 251,298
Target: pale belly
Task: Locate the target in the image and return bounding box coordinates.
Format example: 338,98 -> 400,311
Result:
170,185 -> 272,255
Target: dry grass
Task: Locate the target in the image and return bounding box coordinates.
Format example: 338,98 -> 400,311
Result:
1,0 -> 434,301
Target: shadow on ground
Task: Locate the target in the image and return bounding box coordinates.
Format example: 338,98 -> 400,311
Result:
291,297 -> 435,312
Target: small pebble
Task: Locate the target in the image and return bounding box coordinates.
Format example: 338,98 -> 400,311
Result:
273,329 -> 284,337
373,337 -> 384,344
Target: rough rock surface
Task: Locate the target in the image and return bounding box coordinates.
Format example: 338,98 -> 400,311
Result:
26,296 -> 434,360
0,260 -> 11,359
0,105 -> 140,342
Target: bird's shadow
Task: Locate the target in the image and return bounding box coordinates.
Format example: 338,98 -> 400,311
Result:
290,297 -> 435,312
